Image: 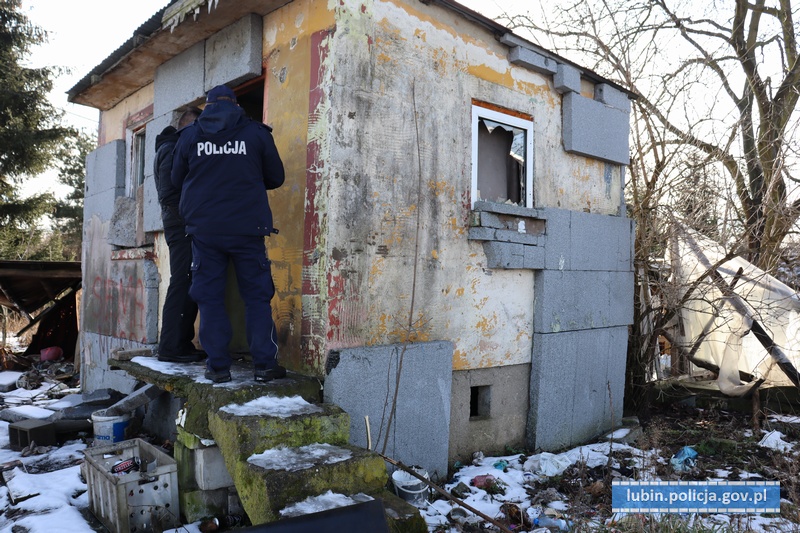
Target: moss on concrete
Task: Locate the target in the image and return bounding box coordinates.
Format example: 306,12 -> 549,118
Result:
110,357 -> 410,529
179,488 -> 229,523
208,404 -> 350,462
108,358 -> 322,438
231,446 -> 389,525
371,491 -> 428,533
175,426 -> 205,450
174,441 -> 199,492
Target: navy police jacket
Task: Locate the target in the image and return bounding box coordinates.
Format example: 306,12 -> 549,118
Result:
171,101 -> 285,236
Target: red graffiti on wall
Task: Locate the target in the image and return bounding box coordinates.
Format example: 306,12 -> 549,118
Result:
87,274 -> 147,343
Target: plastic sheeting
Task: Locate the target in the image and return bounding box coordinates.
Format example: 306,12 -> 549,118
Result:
667,227 -> 800,388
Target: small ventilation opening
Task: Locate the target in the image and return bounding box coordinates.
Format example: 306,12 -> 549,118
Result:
470,385 -> 491,419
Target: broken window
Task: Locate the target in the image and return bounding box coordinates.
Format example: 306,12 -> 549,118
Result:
471,105 -> 534,208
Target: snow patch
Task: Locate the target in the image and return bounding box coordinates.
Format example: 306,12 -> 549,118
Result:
5,405 -> 55,419
248,443 -> 352,472
280,490 -> 373,518
222,396 -> 322,418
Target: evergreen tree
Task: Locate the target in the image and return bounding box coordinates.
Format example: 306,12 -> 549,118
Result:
53,130 -> 94,260
0,0 -> 72,260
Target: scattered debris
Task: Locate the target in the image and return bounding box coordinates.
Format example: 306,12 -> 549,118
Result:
670,445 -> 699,472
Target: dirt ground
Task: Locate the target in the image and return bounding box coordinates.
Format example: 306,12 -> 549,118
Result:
574,401 -> 795,531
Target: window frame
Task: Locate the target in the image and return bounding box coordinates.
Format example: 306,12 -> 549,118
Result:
126,124 -> 147,197
471,105 -> 534,209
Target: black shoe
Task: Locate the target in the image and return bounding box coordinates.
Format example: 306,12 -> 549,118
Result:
157,351 -> 205,363
254,365 -> 287,382
205,367 -> 232,383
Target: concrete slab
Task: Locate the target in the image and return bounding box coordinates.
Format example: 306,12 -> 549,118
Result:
529,332 -> 578,451
0,372 -> 22,393
0,406 -> 56,423
324,341 -> 453,480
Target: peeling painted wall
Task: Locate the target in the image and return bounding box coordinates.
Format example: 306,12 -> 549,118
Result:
98,85 -> 156,146
261,0 -> 337,373
310,0 -> 618,374
77,0 -> 631,460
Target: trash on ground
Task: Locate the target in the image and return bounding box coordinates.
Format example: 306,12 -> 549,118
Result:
670,445 -> 698,472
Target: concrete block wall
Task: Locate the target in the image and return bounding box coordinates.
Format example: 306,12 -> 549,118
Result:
82,140 -> 142,394
562,91 -> 630,165
154,42 -> 206,118
80,332 -> 141,394
205,14 -> 263,92
84,140 -> 126,221
529,326 -> 629,450
147,43 -> 206,234
528,207 -> 633,451
175,427 -> 236,522
323,341 -> 453,479
464,203 -> 632,454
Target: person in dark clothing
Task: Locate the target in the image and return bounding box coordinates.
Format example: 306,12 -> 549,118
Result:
171,85 -> 286,383
154,106 -> 203,363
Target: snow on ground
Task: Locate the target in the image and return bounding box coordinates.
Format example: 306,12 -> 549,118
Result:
0,415 -> 794,532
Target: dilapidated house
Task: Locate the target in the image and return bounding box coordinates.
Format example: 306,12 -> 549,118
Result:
71,0 -> 634,480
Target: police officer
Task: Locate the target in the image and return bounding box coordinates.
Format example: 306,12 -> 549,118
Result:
171,85 -> 285,383
153,106 -> 203,363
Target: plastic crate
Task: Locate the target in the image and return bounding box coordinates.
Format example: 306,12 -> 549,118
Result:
82,438 -> 179,533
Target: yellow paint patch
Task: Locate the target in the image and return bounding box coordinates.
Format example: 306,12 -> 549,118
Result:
370,312 -> 431,344
427,179 -> 455,197
381,0 -> 502,53
466,63 -> 515,89
474,296 -> 489,311
414,29 -> 426,42
470,277 -> 480,293
448,217 -> 465,236
272,266 -> 291,293
574,167 -> 591,182
377,52 -> 393,64
515,331 -> 532,342
307,0 -> 336,32
369,257 -> 386,283
455,287 -> 465,297
475,313 -> 497,335
431,249 -> 439,260
452,349 -> 469,371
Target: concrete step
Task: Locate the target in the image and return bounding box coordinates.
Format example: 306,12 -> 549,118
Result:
108,357 -> 321,438
208,400 -> 350,461
228,443 -> 389,524
111,355 -> 425,530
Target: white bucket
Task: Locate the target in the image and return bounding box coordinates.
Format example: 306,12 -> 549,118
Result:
91,412 -> 131,446
391,468 -> 429,506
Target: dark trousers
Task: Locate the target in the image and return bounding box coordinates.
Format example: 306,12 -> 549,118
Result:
158,223 -> 198,356
190,234 -> 279,371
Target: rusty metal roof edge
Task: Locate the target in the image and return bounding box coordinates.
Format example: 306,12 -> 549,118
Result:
66,2 -> 174,105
